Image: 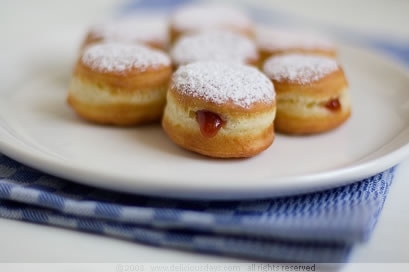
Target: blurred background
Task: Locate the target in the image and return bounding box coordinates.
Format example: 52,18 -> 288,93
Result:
2,0 -> 408,67
2,0 -> 409,41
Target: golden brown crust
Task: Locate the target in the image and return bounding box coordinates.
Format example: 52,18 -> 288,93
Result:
161,86 -> 276,158
162,114 -> 275,158
74,58 -> 172,92
271,68 -> 351,135
67,93 -> 165,126
273,68 -> 348,98
67,53 -> 172,126
258,48 -> 337,68
168,86 -> 275,116
274,108 -> 351,135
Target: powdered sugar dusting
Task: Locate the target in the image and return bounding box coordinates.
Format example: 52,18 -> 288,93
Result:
90,16 -> 168,46
82,43 -> 171,73
172,62 -> 275,108
171,3 -> 252,32
256,26 -> 335,52
170,31 -> 258,66
263,54 -> 339,84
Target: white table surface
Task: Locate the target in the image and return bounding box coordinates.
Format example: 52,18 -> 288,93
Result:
1,0 -> 408,268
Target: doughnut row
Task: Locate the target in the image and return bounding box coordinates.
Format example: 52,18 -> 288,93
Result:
67,2 -> 351,158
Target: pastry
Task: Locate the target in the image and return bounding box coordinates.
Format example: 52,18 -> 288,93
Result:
262,54 -> 351,134
256,26 -> 337,66
68,43 -> 172,125
162,61 -> 276,158
170,30 -> 258,67
169,3 -> 254,44
82,16 -> 169,51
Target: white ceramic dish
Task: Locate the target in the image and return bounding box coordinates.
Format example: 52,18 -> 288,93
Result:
1,29 -> 409,200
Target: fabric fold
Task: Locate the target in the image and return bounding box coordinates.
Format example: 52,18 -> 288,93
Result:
0,154 -> 395,262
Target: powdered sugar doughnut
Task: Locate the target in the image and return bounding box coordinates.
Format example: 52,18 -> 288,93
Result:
263,54 -> 351,134
256,26 -> 337,66
82,15 -> 169,50
170,30 -> 258,67
169,3 -> 254,44
68,43 -> 172,125
162,61 -> 276,158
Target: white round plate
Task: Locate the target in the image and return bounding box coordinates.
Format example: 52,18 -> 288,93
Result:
1,29 -> 409,200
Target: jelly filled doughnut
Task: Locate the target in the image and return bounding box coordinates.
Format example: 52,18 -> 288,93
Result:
170,30 -> 259,67
162,61 -> 276,158
262,54 -> 351,135
82,16 -> 169,51
68,43 -> 172,126
256,26 -> 337,66
169,3 -> 254,44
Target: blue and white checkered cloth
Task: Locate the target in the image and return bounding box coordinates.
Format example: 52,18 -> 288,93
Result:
0,154 -> 396,263
1,0 -> 409,264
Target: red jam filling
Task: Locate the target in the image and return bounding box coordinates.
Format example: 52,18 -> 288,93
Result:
324,98 -> 341,111
196,110 -> 224,138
